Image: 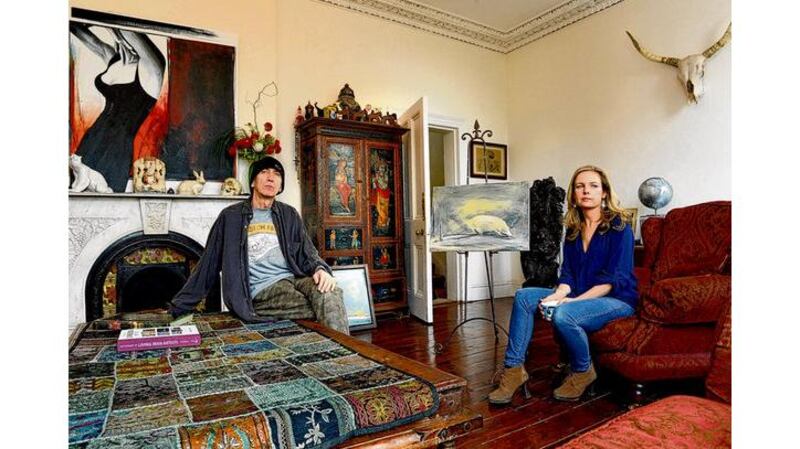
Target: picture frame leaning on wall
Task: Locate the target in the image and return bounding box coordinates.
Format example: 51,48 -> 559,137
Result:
332,264 -> 377,332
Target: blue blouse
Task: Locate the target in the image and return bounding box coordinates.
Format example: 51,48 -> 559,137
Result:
558,217 -> 638,306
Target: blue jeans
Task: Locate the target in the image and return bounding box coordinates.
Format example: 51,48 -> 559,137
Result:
504,287 -> 634,372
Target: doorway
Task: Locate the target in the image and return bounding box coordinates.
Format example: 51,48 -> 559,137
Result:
428,125 -> 460,304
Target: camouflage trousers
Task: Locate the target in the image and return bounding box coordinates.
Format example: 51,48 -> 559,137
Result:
252,277 -> 350,335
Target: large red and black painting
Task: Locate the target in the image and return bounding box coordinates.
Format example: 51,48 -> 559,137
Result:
69,8 -> 234,192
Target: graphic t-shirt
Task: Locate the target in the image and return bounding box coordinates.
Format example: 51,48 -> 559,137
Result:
248,208 -> 294,297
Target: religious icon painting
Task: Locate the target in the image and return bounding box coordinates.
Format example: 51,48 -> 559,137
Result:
326,256 -> 363,267
327,143 -> 357,217
325,227 -> 362,250
372,245 -> 397,271
369,148 -> 395,237
301,144 -> 317,208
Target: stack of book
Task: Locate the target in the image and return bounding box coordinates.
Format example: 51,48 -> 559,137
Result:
117,325 -> 201,352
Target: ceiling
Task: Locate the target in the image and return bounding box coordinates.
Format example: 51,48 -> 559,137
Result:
315,0 -> 625,53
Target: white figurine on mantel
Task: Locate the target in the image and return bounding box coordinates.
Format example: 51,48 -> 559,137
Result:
69,154 -> 113,193
177,170 -> 206,195
221,177 -> 242,196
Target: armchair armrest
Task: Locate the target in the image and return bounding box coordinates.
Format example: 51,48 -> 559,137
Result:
641,274 -> 731,325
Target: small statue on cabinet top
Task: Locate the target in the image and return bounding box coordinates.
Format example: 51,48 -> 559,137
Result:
305,101 -> 315,120
69,154 -> 113,193
337,83 -> 361,112
221,177 -> 242,196
314,102 -> 325,118
132,157 -> 166,193
295,106 -> 305,126
177,170 -> 206,195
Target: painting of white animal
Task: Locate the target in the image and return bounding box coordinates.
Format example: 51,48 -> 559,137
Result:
431,181 -> 530,252
69,154 -> 113,193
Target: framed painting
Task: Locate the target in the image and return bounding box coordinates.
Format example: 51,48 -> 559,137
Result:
469,142 -> 507,180
369,148 -> 396,237
69,8 -> 235,192
324,227 -> 363,251
332,265 -> 377,331
430,181 -> 530,252
326,143 -> 357,217
371,244 -> 398,271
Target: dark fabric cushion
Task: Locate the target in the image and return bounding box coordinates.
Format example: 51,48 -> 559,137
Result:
633,267 -> 652,299
557,395 -> 730,449
597,352 -> 711,382
706,304 -> 732,404
590,316 -> 639,352
641,274 -> 731,324
639,216 -> 664,270
652,201 -> 731,281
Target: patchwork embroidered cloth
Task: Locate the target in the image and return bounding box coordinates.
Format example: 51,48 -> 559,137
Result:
69,314 -> 439,448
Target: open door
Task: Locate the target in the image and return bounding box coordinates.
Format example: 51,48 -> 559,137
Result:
399,97 -> 433,324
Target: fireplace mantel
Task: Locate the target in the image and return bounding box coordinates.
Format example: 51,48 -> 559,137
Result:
69,193 -> 246,330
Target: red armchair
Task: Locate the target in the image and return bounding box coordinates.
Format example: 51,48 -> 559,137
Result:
590,201 -> 731,384
559,304 -> 732,448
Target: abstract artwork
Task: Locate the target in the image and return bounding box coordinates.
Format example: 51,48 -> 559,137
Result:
369,148 -> 395,237
69,8 -> 234,192
332,265 -> 377,331
430,181 -> 530,252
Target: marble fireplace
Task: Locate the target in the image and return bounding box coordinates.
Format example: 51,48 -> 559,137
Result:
69,192 -> 245,331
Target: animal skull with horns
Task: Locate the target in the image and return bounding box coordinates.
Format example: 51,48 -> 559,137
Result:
626,23 -> 731,104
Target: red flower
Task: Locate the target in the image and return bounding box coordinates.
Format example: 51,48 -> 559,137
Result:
227,145 -> 237,157
264,122 -> 273,132
266,139 -> 282,155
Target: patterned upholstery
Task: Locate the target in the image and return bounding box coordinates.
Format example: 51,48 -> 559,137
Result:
559,294 -> 732,448
557,395 -> 730,448
590,201 -> 732,383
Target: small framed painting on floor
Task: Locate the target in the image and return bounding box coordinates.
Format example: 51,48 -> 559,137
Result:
332,265 -> 377,331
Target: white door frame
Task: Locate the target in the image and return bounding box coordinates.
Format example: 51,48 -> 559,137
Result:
428,113 -> 467,302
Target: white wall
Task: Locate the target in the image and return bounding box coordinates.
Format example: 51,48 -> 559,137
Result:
505,0 -> 731,285
68,0 -> 731,301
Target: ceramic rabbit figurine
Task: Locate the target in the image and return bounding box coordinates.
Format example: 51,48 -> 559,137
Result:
177,170 -> 206,195
69,154 -> 113,193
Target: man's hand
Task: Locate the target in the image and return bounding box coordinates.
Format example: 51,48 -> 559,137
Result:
313,269 -> 336,293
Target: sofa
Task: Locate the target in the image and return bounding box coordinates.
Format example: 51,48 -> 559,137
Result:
558,303 -> 732,448
589,201 -> 731,386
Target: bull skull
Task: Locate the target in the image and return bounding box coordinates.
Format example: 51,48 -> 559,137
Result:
626,23 -> 731,104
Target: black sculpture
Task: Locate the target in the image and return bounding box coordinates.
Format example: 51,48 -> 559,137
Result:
520,177 -> 565,288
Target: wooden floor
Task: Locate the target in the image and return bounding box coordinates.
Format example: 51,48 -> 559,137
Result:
352,297 -> 628,449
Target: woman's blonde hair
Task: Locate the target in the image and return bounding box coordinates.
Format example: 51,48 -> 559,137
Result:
564,165 -> 632,241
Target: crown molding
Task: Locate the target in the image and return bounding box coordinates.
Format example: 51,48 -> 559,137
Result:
314,0 -> 625,53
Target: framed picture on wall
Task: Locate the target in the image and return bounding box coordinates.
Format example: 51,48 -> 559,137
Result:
332,265 -> 377,332
469,142 -> 507,180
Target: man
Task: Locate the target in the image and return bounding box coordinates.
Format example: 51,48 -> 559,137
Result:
169,156 -> 349,335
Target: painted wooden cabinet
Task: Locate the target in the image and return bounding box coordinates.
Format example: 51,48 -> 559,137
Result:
295,118 -> 409,315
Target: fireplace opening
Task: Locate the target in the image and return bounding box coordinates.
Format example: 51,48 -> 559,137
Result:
85,232 -> 221,321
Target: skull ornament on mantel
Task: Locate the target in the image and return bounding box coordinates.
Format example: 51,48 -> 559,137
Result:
626,23 -> 731,104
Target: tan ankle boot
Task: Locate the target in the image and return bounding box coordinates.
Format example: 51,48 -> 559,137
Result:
553,363 -> 596,401
488,365 -> 530,405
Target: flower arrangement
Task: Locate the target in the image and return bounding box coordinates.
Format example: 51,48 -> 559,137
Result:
226,121 -> 281,162
222,82 -> 282,163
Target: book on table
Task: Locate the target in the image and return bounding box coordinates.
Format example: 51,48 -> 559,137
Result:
116,325 -> 201,352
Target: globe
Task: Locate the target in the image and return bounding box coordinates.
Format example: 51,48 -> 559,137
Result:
638,177 -> 673,213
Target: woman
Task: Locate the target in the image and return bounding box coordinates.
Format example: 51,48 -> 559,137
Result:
488,165 -> 638,404
70,23 -> 165,192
